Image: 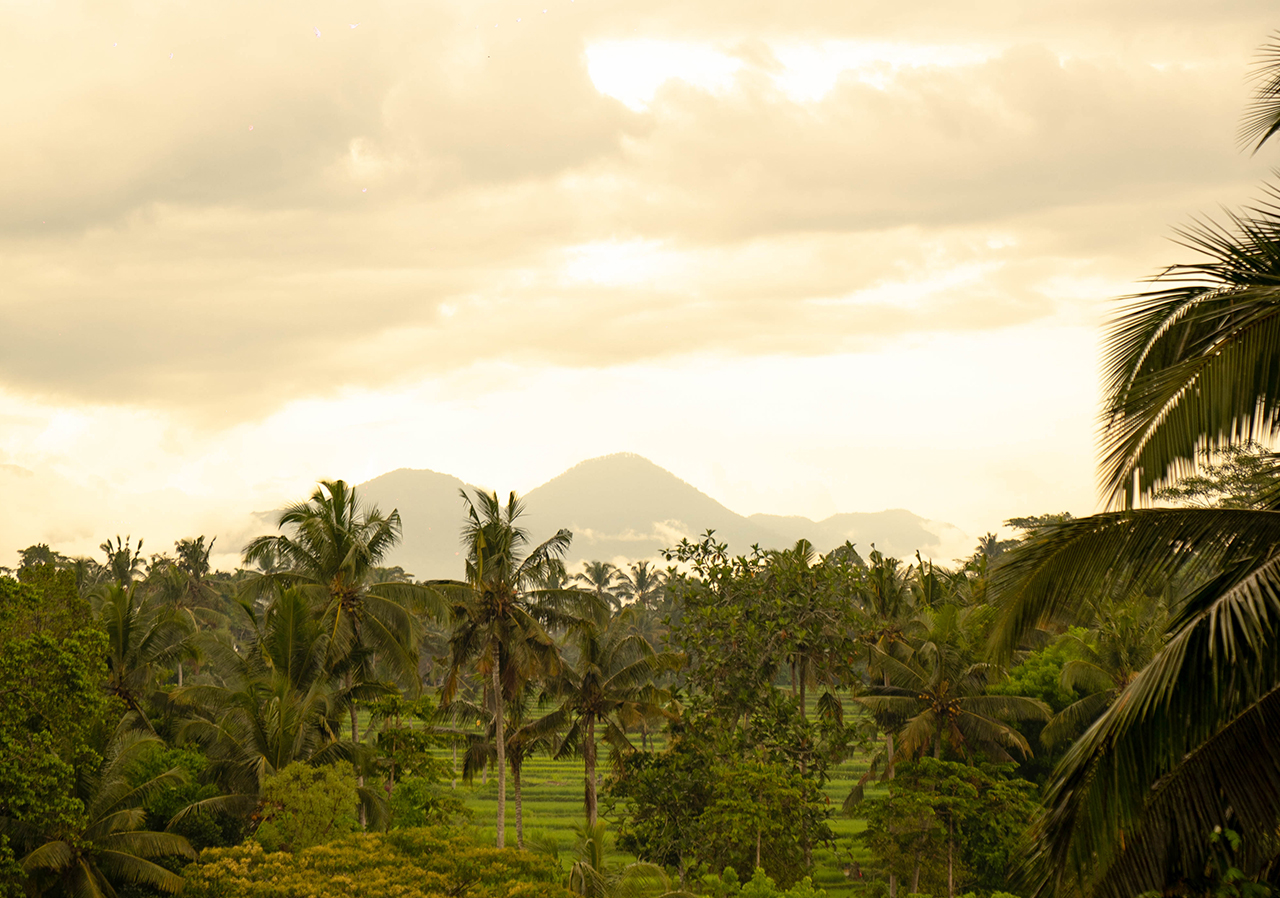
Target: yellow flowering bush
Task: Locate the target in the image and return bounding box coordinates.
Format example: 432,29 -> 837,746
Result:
182,828 -> 576,898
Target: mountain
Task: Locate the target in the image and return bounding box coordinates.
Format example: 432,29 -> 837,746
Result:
357,453 -> 968,580
356,467 -> 480,580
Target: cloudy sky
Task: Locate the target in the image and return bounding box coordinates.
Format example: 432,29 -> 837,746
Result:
2,0 -> 1277,568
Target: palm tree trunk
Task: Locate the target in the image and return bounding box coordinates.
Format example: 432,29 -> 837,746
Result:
514,759 -> 524,849
911,848 -> 922,894
885,669 -> 897,898
947,817 -> 954,898
584,716 -> 598,827
798,658 -> 807,717
177,661 -> 183,688
349,672 -> 366,830
452,739 -> 458,789
492,645 -> 506,849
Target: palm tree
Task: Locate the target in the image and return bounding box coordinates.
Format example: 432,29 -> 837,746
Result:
1039,593 -> 1168,749
243,481 -> 434,823
96,583 -> 193,728
437,489 -> 583,848
173,589 -> 383,826
990,96 -> 1280,893
450,684 -> 559,849
545,604 -> 678,827
576,562 -> 622,611
568,820 -> 692,898
11,725 -> 195,896
100,535 -> 146,588
615,561 -> 666,609
859,605 -> 1049,764
148,537 -> 226,686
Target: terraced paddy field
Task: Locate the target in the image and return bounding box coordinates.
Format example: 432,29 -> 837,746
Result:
422,696 -> 885,897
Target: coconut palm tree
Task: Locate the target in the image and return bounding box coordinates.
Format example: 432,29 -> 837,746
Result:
544,604 -> 679,827
96,583 -> 193,728
242,481 -> 436,824
576,562 -> 622,611
148,537 -> 226,685
1039,592 -> 1168,749
437,489 -> 585,848
568,820 -> 693,898
10,725 -> 195,897
615,561 -> 666,609
990,106 -> 1280,892
859,604 -> 1049,764
450,684 -> 560,849
173,589 -> 376,823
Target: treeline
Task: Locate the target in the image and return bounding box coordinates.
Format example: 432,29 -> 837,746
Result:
2,473 -> 1174,898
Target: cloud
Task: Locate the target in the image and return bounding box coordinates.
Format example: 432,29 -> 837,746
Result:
1,0 -> 1277,556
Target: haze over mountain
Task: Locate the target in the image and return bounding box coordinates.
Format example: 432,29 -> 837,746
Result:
358,453 -> 969,580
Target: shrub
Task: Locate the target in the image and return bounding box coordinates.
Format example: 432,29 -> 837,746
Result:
255,762 -> 358,853
183,828 -> 576,898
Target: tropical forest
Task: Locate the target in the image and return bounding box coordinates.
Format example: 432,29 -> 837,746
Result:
9,26 -> 1280,898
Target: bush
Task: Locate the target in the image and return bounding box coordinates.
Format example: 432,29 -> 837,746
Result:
183,827 -> 576,898
255,762 -> 358,853
701,867 -> 828,898
390,775 -> 470,829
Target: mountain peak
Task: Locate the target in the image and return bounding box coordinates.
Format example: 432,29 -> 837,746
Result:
359,454 -> 966,579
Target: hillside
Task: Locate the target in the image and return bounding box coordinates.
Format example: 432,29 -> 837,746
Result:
357,453 -> 966,579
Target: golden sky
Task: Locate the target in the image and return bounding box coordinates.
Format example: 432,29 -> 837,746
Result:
2,0 -> 1276,567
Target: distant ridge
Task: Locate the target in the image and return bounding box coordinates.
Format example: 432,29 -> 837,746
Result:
358,453 -> 966,580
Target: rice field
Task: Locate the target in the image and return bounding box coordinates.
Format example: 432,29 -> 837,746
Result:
424,696 -> 884,897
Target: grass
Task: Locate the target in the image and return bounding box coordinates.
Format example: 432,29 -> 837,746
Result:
413,694 -> 884,897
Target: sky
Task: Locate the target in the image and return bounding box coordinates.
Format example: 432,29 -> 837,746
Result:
2,0 -> 1278,570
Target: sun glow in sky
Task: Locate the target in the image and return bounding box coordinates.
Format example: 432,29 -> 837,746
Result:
0,0 -> 1275,570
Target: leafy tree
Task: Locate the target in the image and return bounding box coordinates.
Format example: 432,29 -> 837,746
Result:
182,827 -> 577,898
437,489 -> 581,848
607,701 -> 834,888
0,569 -> 110,897
1153,441 -> 1280,509
255,762 -> 359,853
858,759 -> 1037,898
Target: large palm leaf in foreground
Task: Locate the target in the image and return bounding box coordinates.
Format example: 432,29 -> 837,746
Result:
992,187 -> 1280,896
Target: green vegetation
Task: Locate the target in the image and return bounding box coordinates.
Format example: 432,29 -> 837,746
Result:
12,29 -> 1280,898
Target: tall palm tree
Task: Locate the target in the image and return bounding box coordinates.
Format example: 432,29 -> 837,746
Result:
990,102 -> 1280,892
147,537 -> 224,686
437,489 -> 583,848
615,561 -> 666,610
243,481 -> 434,822
173,589 -> 376,822
545,604 -> 678,827
96,584 -> 193,728
576,562 -> 622,611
